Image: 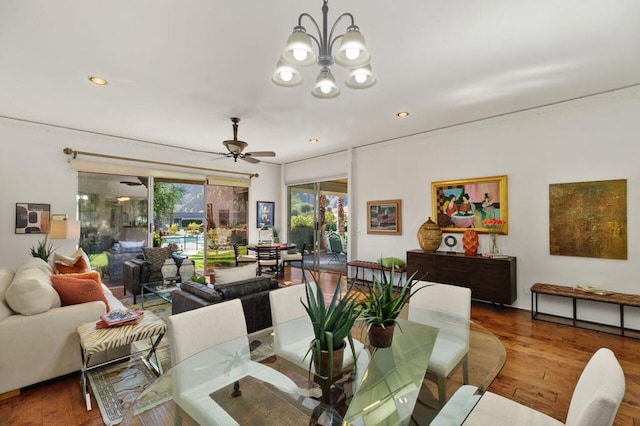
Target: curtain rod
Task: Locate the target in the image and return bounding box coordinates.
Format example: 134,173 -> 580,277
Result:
63,148 -> 259,179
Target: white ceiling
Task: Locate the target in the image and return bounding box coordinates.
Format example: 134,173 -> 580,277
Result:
1,1 -> 639,164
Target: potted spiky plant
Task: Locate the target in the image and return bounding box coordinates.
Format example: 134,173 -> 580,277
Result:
301,269 -> 360,380
358,267 -> 425,348
29,235 -> 55,262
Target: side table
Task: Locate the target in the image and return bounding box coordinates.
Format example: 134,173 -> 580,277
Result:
76,310 -> 167,411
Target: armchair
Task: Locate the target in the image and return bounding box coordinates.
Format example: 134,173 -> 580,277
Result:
123,246 -> 187,303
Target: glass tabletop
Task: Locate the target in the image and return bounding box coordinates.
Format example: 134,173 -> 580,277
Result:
121,305 -> 506,425
140,280 -> 178,307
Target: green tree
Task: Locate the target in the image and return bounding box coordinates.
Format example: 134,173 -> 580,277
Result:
154,182 -> 186,233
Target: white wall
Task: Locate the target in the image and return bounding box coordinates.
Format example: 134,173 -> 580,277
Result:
287,86 -> 640,329
0,118 -> 281,270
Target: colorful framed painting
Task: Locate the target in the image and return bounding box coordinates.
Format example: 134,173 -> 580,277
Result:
367,199 -> 402,235
549,179 -> 627,260
15,203 -> 51,234
257,201 -> 274,228
431,175 -> 508,234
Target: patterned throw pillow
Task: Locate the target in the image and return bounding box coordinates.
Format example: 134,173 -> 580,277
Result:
51,275 -> 110,311
142,247 -> 172,273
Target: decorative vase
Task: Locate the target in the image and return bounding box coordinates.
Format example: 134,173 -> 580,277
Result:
462,229 -> 479,256
368,323 -> 396,348
489,233 -> 499,254
179,258 -> 195,283
161,258 -> 178,282
417,217 -> 442,252
312,340 -> 345,379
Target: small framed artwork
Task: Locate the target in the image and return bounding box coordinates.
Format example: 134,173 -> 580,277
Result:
432,175 -> 508,234
367,199 -> 402,235
257,201 -> 274,228
16,203 -> 51,234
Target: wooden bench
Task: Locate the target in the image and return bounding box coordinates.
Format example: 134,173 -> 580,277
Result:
347,260 -> 406,285
531,283 -> 640,338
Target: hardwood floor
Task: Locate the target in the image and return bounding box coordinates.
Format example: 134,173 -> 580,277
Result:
1,269 -> 638,425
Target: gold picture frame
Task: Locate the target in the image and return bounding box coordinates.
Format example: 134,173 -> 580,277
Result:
431,175 -> 508,234
367,199 -> 402,235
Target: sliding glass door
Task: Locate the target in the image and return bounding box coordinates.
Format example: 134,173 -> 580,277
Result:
288,179 -> 348,274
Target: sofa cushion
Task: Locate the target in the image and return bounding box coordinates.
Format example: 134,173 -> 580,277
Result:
143,246 -> 172,272
377,257 -> 406,269
16,257 -> 53,275
180,281 -> 223,303
51,248 -> 92,274
217,277 -> 275,300
0,268 -> 16,322
120,240 -> 146,253
6,268 -> 61,315
51,274 -> 110,311
214,263 -> 256,285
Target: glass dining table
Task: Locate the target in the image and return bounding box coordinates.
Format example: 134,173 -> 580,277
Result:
120,305 -> 506,425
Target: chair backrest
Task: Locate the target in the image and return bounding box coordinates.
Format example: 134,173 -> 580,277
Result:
233,242 -> 241,266
168,298 -> 248,366
408,281 -> 471,320
269,283 -> 317,352
565,348 -> 625,426
327,232 -> 344,254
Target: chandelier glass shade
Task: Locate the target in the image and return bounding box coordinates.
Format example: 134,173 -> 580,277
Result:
272,0 -> 375,99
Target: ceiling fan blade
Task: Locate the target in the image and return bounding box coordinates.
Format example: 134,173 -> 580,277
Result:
242,156 -> 260,164
245,151 -> 276,157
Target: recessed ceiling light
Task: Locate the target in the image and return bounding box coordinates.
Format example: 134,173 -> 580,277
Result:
309,138 -> 319,144
88,76 -> 108,86
396,111 -> 410,118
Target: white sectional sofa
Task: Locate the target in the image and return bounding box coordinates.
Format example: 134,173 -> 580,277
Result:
0,258 -> 128,395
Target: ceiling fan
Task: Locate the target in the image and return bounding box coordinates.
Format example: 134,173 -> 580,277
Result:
215,117 -> 276,164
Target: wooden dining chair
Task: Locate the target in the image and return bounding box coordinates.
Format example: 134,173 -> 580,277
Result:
233,242 -> 256,267
280,243 -> 305,276
256,245 -> 281,279
408,281 -> 471,408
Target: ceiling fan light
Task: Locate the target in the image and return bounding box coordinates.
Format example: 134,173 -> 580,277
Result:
335,26 -> 371,68
280,27 -> 317,67
345,65 -> 376,89
271,61 -> 303,87
223,140 -> 248,154
312,68 -> 339,99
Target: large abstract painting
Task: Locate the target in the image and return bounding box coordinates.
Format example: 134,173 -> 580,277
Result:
549,179 -> 627,259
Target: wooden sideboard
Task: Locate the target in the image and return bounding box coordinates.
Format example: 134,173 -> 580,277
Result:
406,249 -> 517,305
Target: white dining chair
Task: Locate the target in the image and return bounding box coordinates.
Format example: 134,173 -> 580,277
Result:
408,281 -> 471,407
463,347 -> 625,426
269,282 -> 365,375
168,299 -> 298,425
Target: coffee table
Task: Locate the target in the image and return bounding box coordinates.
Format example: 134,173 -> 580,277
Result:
140,279 -> 178,308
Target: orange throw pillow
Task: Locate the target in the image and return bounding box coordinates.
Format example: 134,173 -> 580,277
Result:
51,274 -> 110,311
54,256 -> 89,274
56,270 -> 101,283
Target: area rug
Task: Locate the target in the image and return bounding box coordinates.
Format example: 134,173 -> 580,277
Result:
87,298 -> 274,425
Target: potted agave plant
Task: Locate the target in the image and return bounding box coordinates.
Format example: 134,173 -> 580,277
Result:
301,270 -> 360,380
358,268 -> 423,348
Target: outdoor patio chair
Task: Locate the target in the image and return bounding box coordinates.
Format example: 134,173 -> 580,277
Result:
327,232 -> 346,263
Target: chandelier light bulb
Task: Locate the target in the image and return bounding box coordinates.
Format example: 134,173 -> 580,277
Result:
280,70 -> 293,82
345,48 -> 360,60
293,48 -> 308,62
320,83 -> 332,94
354,71 -> 367,84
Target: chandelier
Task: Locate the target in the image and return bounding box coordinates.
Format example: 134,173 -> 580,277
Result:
271,0 -> 376,99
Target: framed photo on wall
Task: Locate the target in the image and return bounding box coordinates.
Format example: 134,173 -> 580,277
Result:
15,203 -> 51,234
257,201 -> 274,228
367,199 -> 402,235
431,175 -> 508,234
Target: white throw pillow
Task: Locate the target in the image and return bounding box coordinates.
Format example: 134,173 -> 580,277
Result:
16,257 -> 53,275
0,268 -> 16,322
6,268 -> 61,315
214,263 -> 257,285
